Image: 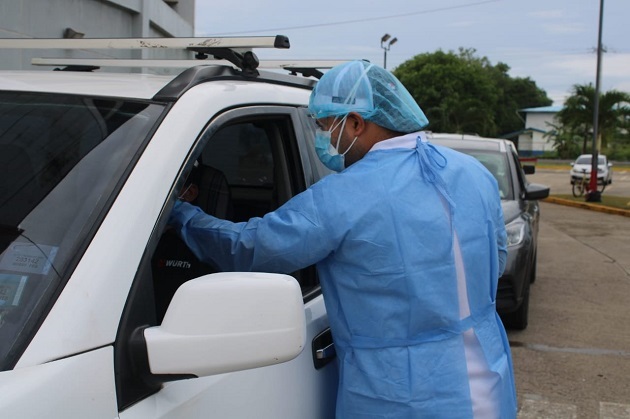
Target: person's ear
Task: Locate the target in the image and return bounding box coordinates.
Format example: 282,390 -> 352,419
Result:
346,112 -> 366,136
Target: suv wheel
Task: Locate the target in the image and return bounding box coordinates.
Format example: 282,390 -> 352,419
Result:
529,252 -> 537,284
502,279 -> 530,330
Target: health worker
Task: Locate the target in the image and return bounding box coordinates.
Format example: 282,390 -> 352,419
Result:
169,60 -> 517,419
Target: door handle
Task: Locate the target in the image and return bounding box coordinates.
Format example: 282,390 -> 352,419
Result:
312,328 -> 336,369
316,342 -> 336,360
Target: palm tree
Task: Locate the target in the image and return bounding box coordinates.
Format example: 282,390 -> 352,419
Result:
544,122 -> 581,159
556,84 -> 630,152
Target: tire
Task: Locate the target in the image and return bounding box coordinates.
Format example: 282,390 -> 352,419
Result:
502,280 -> 530,330
572,181 -> 585,197
597,181 -> 606,193
529,252 -> 537,284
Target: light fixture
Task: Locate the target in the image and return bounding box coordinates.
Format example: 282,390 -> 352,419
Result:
380,34 -> 398,69
63,28 -> 85,39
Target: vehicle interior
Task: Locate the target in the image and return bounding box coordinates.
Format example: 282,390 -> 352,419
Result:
150,114 -> 318,323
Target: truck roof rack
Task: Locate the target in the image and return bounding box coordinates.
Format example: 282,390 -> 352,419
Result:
29,58 -> 346,78
0,36 -> 291,76
0,36 -> 290,50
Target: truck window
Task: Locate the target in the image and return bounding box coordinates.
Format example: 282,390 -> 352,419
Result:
116,110 -> 320,410
0,92 -> 164,372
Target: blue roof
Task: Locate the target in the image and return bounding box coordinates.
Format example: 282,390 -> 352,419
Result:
520,105 -> 563,113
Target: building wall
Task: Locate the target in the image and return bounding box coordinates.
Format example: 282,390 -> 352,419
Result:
0,0 -> 195,73
518,112 -> 558,156
517,132 -> 535,155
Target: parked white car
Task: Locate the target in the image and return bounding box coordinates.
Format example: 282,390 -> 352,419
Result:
0,37 -> 339,418
570,154 -> 613,185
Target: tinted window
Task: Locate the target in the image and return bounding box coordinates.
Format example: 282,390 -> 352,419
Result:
0,92 -> 164,370
203,123 -> 274,188
459,150 -> 513,200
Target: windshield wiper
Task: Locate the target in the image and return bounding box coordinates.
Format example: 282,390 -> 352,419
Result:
0,224 -> 23,255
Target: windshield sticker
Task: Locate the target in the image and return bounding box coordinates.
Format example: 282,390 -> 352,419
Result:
0,243 -> 58,275
0,274 -> 28,307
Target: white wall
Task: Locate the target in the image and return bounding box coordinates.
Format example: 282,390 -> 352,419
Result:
518,111 -> 558,156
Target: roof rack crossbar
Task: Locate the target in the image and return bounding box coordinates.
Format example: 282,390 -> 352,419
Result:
30,58 -> 349,79
4,35 -> 292,76
0,36 -> 290,50
31,58 -> 346,68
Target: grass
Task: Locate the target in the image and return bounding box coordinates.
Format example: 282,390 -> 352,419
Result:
535,162 -> 571,171
552,194 -> 630,210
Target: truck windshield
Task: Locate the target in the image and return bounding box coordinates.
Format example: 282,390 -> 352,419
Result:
0,92 -> 164,370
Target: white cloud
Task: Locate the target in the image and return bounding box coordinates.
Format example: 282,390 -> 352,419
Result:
547,89 -> 571,106
549,55 -> 596,76
548,53 -> 630,82
527,10 -> 566,19
447,21 -> 477,28
601,54 -> 630,78
615,81 -> 630,92
525,9 -> 586,35
542,23 -> 587,34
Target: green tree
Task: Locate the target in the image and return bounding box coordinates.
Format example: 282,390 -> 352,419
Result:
556,84 -> 630,153
393,48 -> 551,137
495,71 -> 554,135
544,122 -> 580,159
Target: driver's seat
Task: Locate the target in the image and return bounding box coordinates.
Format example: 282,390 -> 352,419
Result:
196,164 -> 233,220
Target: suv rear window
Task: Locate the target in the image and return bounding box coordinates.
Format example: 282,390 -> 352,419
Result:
0,92 -> 164,370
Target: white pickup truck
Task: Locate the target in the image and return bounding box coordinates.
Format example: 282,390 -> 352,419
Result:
0,36 -> 338,418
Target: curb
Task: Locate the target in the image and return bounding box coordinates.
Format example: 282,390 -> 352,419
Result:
543,196 -> 630,218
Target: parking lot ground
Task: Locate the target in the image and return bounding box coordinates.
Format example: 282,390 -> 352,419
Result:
508,202 -> 630,418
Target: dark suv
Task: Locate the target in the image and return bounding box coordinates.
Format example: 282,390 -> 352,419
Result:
427,133 -> 550,329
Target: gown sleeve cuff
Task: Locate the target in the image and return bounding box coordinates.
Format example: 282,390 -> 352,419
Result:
168,200 -> 203,229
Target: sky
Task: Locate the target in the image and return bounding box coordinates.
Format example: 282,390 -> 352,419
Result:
195,0 -> 630,106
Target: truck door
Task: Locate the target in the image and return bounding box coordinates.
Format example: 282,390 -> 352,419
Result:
116,106 -> 338,419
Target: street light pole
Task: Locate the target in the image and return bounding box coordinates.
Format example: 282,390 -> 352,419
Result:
587,0 -> 604,202
380,34 -> 397,69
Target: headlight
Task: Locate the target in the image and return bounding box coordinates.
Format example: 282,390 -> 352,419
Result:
505,218 -> 526,247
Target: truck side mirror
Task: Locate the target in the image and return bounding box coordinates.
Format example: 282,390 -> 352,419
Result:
140,272 -> 306,379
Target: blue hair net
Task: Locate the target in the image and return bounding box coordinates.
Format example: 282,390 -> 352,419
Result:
308,60 -> 429,133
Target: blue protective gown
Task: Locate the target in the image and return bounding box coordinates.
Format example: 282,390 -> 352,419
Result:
169,132 -> 517,418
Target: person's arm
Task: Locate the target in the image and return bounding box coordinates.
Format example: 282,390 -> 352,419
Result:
168,188 -> 338,274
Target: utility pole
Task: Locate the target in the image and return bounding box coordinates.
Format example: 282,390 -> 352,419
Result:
587,0 -> 604,202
